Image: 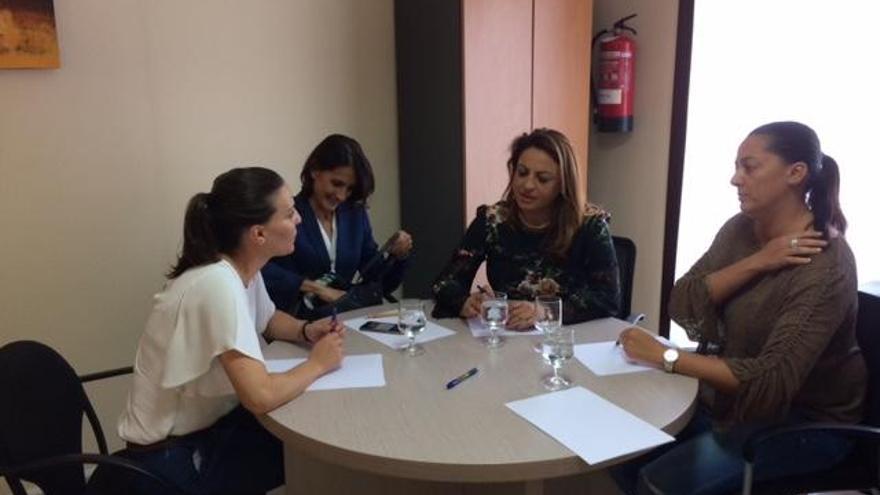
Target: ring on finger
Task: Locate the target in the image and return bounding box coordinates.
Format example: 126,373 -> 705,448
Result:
790,237 -> 799,249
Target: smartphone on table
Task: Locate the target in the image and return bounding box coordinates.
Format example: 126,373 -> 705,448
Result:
359,321 -> 400,334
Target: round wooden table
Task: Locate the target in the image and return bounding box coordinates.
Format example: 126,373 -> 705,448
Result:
260,305 -> 697,495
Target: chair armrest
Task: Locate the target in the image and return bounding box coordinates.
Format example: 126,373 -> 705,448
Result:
743,422 -> 880,463
0,453 -> 184,494
79,366 -> 133,383
76,366 -> 135,455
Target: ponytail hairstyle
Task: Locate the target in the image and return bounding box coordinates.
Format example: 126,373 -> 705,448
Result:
748,121 -> 847,235
168,167 -> 285,278
300,134 -> 375,206
503,128 -> 585,260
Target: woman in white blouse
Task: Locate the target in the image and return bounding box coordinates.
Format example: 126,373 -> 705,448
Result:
118,167 -> 344,494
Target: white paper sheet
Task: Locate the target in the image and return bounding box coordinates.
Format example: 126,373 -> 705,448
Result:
571,317 -> 675,376
578,317 -> 636,335
344,316 -> 456,349
505,387 -> 674,465
574,341 -> 657,376
262,341 -> 385,391
466,317 -> 541,337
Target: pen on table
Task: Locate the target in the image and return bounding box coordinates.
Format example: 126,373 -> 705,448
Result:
446,367 -> 478,390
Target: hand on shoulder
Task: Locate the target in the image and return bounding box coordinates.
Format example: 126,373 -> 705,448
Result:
750,229 -> 827,273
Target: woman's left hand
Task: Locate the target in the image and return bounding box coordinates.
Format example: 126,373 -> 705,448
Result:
617,327 -> 666,366
389,230 -> 413,258
507,300 -> 537,331
304,317 -> 346,343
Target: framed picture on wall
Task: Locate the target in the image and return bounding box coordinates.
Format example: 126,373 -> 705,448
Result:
0,0 -> 60,69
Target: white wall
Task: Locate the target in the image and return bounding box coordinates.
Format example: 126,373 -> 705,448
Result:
0,3 -> 683,489
0,0 -> 398,456
588,0 -> 679,330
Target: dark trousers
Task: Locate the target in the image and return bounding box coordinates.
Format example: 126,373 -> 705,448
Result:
125,407 -> 284,495
610,407 -> 853,495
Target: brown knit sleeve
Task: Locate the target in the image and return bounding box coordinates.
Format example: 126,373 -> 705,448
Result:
723,257 -> 856,422
668,216 -> 742,343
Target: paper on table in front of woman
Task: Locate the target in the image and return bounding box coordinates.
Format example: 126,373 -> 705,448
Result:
262,340 -> 385,391
571,318 -> 671,376
344,316 -> 456,349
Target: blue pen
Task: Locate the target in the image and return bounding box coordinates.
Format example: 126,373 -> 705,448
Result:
446,367 -> 478,390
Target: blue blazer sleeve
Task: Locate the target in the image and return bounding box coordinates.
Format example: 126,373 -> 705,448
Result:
352,207 -> 408,295
262,194 -> 333,315
262,259 -> 305,314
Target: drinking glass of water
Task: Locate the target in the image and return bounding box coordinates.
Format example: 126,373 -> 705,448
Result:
398,299 -> 427,357
480,291 -> 508,349
533,295 -> 562,353
541,325 -> 574,391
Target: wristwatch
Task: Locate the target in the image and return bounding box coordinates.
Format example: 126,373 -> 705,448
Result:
662,348 -> 680,373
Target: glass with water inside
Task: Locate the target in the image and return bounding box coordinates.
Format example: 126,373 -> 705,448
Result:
533,295 -> 562,353
398,299 -> 427,357
480,292 -> 508,348
542,325 -> 573,391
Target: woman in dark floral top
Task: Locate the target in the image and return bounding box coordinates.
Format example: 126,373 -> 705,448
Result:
432,128 -> 621,328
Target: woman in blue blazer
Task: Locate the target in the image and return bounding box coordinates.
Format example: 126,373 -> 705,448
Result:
263,134 -> 412,318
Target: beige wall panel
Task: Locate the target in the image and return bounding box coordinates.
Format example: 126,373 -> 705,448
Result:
532,0 -> 592,203
462,0 -> 533,221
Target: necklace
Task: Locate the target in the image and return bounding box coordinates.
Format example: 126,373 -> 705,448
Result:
519,214 -> 551,230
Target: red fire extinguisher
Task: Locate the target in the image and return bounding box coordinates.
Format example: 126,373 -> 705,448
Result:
592,14 -> 637,133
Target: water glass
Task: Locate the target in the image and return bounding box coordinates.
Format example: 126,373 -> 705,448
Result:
480,291 -> 508,349
541,325 -> 574,391
398,300 -> 427,357
533,295 -> 562,353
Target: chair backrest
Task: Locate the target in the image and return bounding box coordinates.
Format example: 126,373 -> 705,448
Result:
856,289 -> 880,426
612,236 -> 636,320
0,341 -> 95,494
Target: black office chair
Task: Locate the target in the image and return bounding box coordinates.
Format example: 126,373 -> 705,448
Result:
0,340 -> 181,495
612,236 -> 645,324
741,289 -> 880,495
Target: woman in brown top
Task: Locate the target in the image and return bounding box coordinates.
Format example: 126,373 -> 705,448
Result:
612,121 -> 866,495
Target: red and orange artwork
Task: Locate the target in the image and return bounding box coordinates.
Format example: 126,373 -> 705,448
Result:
0,0 -> 60,69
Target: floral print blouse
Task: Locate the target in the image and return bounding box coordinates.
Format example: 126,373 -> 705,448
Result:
431,202 -> 621,324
